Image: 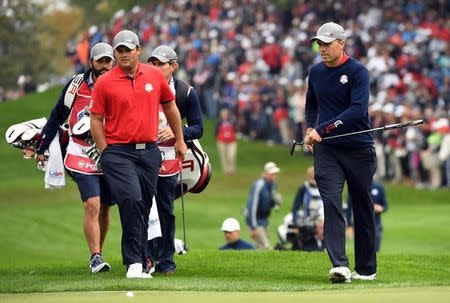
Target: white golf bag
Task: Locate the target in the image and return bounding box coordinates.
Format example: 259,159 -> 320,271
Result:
175,139 -> 212,198
5,117 -> 48,158
5,117 -> 92,168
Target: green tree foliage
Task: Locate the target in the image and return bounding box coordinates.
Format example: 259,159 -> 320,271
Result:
0,0 -> 45,89
0,0 -> 85,89
37,7 -> 84,76
68,0 -> 153,27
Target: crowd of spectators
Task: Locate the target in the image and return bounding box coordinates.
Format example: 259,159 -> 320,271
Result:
67,0 -> 450,189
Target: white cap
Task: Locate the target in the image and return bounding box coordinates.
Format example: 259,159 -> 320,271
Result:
310,22 -> 345,43
264,162 -> 280,174
113,30 -> 139,50
221,218 -> 240,232
90,42 -> 114,61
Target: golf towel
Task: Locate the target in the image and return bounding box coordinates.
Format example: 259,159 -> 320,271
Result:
44,133 -> 66,189
147,197 -> 162,240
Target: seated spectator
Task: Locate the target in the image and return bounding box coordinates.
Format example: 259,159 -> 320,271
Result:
219,218 -> 255,250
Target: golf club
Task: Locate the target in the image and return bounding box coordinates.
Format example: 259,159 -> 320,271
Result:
179,159 -> 188,254
290,119 -> 424,156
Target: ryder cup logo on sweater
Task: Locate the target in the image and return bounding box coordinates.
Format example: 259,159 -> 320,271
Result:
144,83 -> 153,92
340,75 -> 348,84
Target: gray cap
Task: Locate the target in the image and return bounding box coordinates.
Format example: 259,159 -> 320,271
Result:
90,42 -> 114,61
310,22 -> 345,43
113,30 -> 139,50
148,45 -> 178,63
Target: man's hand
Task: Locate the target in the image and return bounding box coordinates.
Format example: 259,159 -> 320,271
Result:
304,127 -> 322,152
174,140 -> 187,160
35,154 -> 46,171
36,154 -> 45,164
374,203 -> 384,214
157,126 -> 175,143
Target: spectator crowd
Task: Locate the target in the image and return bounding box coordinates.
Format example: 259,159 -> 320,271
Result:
65,0 -> 449,188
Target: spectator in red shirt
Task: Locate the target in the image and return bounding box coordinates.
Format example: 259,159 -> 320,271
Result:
261,36 -> 282,75
216,108 -> 237,175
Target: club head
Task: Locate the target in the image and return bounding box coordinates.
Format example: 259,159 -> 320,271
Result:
411,119 -> 424,126
395,119 -> 425,129
289,140 -> 296,156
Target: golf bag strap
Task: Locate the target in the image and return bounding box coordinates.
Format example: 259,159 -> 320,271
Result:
188,140 -> 207,169
175,79 -> 191,110
64,74 -> 84,109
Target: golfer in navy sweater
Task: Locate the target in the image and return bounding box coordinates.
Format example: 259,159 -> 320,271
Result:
304,22 -> 377,283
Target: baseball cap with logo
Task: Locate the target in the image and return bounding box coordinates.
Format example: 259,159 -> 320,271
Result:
113,30 -> 140,50
221,218 -> 240,232
90,42 -> 114,61
264,162 -> 280,174
310,22 -> 345,43
148,45 -> 178,63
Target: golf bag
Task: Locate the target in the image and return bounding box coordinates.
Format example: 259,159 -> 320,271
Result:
5,74 -> 84,164
5,117 -> 48,157
175,139 -> 212,199
5,117 -> 82,177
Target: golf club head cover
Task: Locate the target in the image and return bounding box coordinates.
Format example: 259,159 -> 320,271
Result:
85,136 -> 101,170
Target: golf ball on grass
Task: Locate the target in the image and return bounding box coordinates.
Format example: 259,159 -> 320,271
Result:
127,291 -> 134,298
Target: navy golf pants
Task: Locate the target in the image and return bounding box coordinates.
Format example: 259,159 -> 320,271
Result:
313,143 -> 377,275
147,174 -> 177,272
100,143 -> 161,266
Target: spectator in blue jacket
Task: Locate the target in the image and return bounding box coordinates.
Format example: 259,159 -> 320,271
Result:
245,162 -> 281,249
346,181 -> 388,252
220,218 -> 255,250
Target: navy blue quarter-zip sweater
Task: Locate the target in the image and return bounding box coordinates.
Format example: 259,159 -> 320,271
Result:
305,57 -> 374,148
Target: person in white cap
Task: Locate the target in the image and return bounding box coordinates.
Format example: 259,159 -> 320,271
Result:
36,42 -> 115,273
147,45 -> 203,275
219,218 -> 254,250
245,162 -> 282,249
304,22 -> 377,283
90,30 -> 187,279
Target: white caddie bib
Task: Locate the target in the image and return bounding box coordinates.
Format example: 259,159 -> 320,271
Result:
64,137 -> 101,175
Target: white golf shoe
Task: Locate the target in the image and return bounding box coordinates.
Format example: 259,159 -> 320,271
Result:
351,271 -> 376,281
126,263 -> 152,279
329,266 -> 351,283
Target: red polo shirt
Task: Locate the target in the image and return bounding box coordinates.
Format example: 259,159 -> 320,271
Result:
90,62 -> 175,144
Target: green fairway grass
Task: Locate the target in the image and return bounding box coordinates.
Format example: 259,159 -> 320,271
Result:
0,90 -> 449,296
2,287 -> 450,303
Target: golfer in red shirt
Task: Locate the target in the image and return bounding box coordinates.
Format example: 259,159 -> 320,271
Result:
90,30 -> 187,279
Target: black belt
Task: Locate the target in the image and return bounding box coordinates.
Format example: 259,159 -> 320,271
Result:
110,142 -> 157,150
